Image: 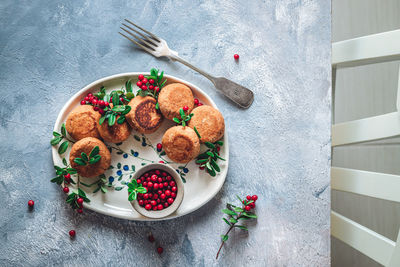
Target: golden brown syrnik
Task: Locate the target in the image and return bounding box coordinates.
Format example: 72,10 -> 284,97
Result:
125,96 -> 163,134
96,115 -> 132,143
188,105 -> 225,143
65,105 -> 101,141
162,126 -> 200,163
69,137 -> 111,177
158,83 -> 195,120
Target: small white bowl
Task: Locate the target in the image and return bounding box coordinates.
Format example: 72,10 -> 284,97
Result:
129,163 -> 184,219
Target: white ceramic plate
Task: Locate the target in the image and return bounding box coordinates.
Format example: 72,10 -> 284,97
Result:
52,72 -> 229,221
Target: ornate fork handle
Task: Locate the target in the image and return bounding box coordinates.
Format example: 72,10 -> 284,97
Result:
170,54 -> 254,108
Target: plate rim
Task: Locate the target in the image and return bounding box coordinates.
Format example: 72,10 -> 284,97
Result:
52,72 -> 229,221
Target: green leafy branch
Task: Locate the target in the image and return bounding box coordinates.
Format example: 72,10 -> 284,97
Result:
127,179 -> 147,201
216,196 -> 258,259
73,146 -> 101,166
196,140 -> 225,176
136,68 -> 167,108
173,108 -> 194,127
50,123 -> 74,154
66,188 -> 90,209
51,158 -> 77,185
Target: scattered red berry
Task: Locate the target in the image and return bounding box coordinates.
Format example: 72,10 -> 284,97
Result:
246,195 -> 251,201
149,79 -> 155,84
167,198 -> 174,204
63,187 -> 69,193
80,100 -> 86,105
99,109 -> 105,115
251,195 -> 258,201
198,103 -> 203,106
77,208 -> 83,214
137,81 -> 142,87
77,198 -> 84,205
245,205 -> 251,211
69,230 -> 76,237
157,246 -> 163,254
87,93 -> 93,97
64,173 -> 71,179
249,202 -> 255,209
148,235 -> 155,242
93,106 -> 99,111
194,98 -> 199,105
155,87 -> 160,92
104,101 -> 109,106
234,54 -> 239,60
138,74 -> 144,81
142,78 -> 148,84
149,85 -> 154,90
183,105 -> 189,111
141,85 -> 147,90
156,143 -> 162,150
145,204 -> 151,210
28,200 -> 34,207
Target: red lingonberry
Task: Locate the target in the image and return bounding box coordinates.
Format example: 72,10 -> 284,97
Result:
245,205 -> 251,211
183,105 -> 189,111
138,74 -> 144,81
80,100 -> 86,105
137,81 -> 142,87
145,204 -> 151,210
167,198 -> 174,204
149,79 -> 155,84
157,204 -> 163,210
246,195 -> 251,201
234,54 -> 239,60
194,98 -> 199,105
28,200 -> 34,207
157,247 -> 163,254
148,235 -> 155,242
69,230 -> 76,237
142,78 -> 148,84
77,208 -> 83,213
77,198 -> 84,205
251,195 -> 258,201
155,87 -> 160,92
141,85 -> 147,90
63,187 -> 69,193
104,101 -> 109,106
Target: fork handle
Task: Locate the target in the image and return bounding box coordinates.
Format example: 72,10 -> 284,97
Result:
169,54 -> 254,109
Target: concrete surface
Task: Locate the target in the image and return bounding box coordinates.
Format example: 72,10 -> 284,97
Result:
0,0 -> 331,266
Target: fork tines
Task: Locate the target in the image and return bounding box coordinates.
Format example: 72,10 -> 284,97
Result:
119,19 -> 160,53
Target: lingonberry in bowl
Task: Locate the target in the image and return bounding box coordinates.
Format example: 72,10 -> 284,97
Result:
128,163 -> 184,219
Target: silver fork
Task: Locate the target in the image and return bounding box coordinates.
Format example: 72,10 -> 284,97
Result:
119,19 -> 254,109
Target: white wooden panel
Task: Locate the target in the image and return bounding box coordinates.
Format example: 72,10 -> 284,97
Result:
332,111 -> 400,146
332,29 -> 400,68
389,230 -> 400,267
331,211 -> 396,266
332,167 -> 400,202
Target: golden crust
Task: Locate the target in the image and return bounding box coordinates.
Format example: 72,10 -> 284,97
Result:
125,96 -> 163,134
158,83 -> 195,120
162,126 -> 200,163
65,105 -> 101,141
187,105 -> 225,143
69,137 -> 111,178
97,115 -> 132,143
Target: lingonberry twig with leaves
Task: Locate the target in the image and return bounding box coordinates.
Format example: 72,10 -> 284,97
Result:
50,123 -> 75,154
173,108 -> 194,127
216,195 -> 258,259
196,140 -> 225,177
73,145 -> 102,166
136,68 -> 167,110
127,179 -> 147,201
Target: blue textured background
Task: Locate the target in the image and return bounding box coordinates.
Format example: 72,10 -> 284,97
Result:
0,0 -> 331,266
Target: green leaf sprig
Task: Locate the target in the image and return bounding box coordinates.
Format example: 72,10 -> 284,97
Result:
51,158 -> 77,185
98,89 -> 132,126
73,146 -> 101,166
50,123 -> 73,154
216,195 -> 258,259
127,179 -> 147,201
172,108 -> 194,127
66,188 -> 90,209
136,68 -> 167,108
196,140 -> 225,176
